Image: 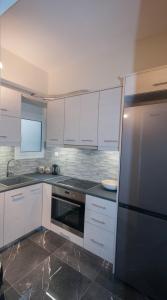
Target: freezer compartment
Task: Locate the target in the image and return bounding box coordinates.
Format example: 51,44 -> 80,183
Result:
115,206 -> 167,300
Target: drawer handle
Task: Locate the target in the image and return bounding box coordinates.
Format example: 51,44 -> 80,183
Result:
152,81 -> 167,87
92,203 -> 106,210
11,193 -> 23,197
31,189 -> 41,192
91,217 -> 105,225
90,238 -> 104,248
0,136 -> 7,138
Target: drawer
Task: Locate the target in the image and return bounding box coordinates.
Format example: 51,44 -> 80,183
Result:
85,209 -> 116,233
86,195 -> 116,217
84,222 -> 115,262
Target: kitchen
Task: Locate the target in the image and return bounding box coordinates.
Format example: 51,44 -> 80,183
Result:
0,1 -> 167,300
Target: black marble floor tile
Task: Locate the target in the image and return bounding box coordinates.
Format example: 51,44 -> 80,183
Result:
54,240 -> 107,281
14,254 -> 91,300
29,229 -> 66,253
1,239 -> 49,286
96,264 -> 148,300
81,282 -> 121,300
0,286 -> 20,300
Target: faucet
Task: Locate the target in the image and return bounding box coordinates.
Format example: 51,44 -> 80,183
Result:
6,159 -> 15,177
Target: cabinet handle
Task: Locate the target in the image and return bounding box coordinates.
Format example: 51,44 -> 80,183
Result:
91,217 -> 105,225
92,203 -> 106,210
64,139 -> 76,142
31,189 -> 41,192
104,140 -> 117,142
12,196 -> 24,201
90,238 -> 104,248
11,193 -> 23,198
0,136 -> 7,138
152,81 -> 167,87
1,108 -> 8,112
81,139 -> 93,142
49,138 -> 58,141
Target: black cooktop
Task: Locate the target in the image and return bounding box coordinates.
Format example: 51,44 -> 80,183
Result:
58,178 -> 98,190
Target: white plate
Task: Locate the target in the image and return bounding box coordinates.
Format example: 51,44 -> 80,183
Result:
101,179 -> 118,191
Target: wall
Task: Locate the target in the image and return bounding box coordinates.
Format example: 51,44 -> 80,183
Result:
0,146 -> 119,182
48,32 -> 167,94
1,48 -> 48,94
45,147 -> 119,182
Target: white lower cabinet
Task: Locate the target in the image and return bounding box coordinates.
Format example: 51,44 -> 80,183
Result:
0,193 -> 4,248
4,184 -> 43,246
25,184 -> 43,234
84,195 -> 117,263
4,187 -> 26,245
42,183 -> 52,229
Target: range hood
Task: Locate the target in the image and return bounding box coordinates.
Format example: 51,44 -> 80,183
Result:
0,0 -> 18,15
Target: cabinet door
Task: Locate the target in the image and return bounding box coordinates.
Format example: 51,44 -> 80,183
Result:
0,115 -> 21,146
42,183 -> 52,229
125,66 -> 167,95
98,88 -> 121,150
25,184 -> 42,233
4,188 -> 26,245
79,93 -> 99,146
47,99 -> 64,145
0,86 -> 21,117
64,96 -> 80,145
0,193 -> 4,248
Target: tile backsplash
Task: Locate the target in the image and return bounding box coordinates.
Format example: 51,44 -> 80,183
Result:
0,146 -> 119,182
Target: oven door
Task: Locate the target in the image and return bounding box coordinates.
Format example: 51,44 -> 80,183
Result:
51,194 -> 85,237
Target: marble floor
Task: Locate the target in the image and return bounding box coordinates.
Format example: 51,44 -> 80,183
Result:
0,229 -> 149,300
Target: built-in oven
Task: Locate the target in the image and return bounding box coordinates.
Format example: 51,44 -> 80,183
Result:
51,186 -> 85,237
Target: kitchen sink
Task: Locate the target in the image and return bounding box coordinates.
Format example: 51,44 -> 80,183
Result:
0,176 -> 34,187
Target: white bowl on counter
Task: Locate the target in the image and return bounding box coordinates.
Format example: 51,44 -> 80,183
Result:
101,179 -> 118,191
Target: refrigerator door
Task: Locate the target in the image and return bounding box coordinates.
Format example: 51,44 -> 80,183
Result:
115,206 -> 167,300
119,102 -> 167,215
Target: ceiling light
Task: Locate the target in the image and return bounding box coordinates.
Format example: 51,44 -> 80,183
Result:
0,62 -> 3,70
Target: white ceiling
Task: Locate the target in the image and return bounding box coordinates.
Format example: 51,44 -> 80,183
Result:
1,0 -> 167,72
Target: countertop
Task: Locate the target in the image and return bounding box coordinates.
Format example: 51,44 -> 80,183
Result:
0,173 -> 117,203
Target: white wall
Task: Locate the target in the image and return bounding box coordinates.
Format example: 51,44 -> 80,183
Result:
48,32 -> 167,94
1,48 -> 48,94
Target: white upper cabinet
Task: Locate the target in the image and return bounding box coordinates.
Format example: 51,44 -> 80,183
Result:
64,96 -> 80,145
47,99 -> 64,145
0,115 -> 21,146
0,86 -> 21,117
79,93 -> 99,146
98,88 -> 122,150
125,66 -> 167,96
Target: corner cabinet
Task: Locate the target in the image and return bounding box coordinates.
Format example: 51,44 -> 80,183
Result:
47,99 -> 65,145
0,194 -> 4,248
98,88 -> 122,150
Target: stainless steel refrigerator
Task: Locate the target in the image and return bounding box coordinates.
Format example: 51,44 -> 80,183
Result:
115,100 -> 167,300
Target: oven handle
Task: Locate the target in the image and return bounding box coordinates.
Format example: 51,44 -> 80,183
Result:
52,195 -> 81,208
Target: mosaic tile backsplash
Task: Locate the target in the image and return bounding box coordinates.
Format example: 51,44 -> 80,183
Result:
0,147 -> 119,182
